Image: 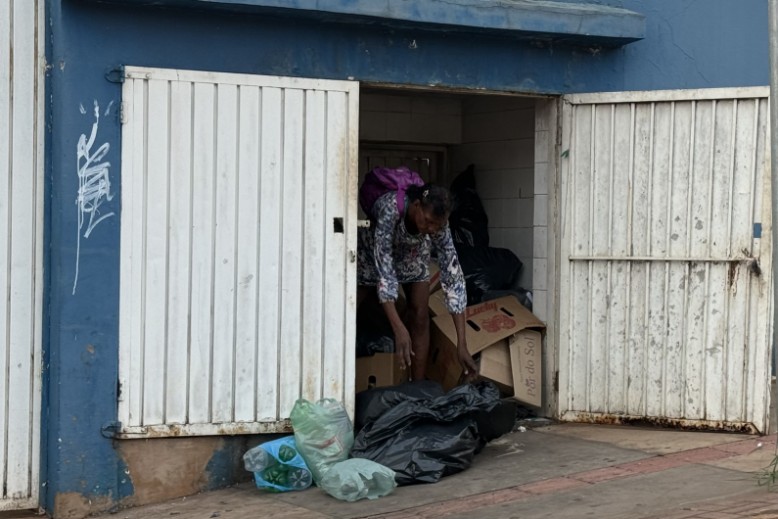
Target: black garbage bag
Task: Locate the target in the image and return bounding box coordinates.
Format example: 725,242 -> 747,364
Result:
482,288 -> 533,312
473,399 -> 519,447
355,334 -> 394,358
456,245 -> 523,304
354,381 -> 445,433
351,382 -> 503,485
449,165 -> 490,248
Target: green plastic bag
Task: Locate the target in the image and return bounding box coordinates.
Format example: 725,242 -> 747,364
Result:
320,458 -> 397,502
290,398 -> 354,484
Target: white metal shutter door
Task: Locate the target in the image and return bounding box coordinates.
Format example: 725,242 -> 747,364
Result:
0,0 -> 44,510
558,88 -> 772,433
118,67 -> 359,437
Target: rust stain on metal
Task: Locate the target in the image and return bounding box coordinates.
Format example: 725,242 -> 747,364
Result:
146,424 -> 183,438
727,261 -> 739,289
565,412 -> 760,434
116,419 -> 293,439
329,380 -> 341,397
217,424 -> 251,435
750,257 -> 763,276
214,422 -> 293,436
304,375 -> 318,399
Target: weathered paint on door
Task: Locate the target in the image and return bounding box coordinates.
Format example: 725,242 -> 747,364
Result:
118,67 -> 359,437
0,0 -> 44,510
559,87 -> 772,433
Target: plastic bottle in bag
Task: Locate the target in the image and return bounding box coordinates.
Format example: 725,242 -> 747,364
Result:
243,436 -> 313,492
288,467 -> 314,490
244,444 -> 274,472
262,463 -> 289,489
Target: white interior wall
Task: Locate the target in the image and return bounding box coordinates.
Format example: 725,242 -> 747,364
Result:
359,92 -> 462,144
453,96 -> 536,287
359,91 -> 537,289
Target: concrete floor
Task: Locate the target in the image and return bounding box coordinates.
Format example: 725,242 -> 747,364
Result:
8,382 -> 777,519
75,422 -> 778,519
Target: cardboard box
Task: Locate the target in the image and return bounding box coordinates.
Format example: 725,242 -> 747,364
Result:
428,289 -> 449,317
479,340 -> 513,388
355,353 -> 408,393
509,329 -> 542,407
427,295 -> 545,406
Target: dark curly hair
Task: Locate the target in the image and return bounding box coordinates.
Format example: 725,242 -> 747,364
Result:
406,183 -> 452,219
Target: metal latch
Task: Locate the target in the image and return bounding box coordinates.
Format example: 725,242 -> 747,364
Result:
105,66 -> 125,84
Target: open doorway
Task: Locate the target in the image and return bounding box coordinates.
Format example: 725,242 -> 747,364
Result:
355,86 -> 554,413
359,87 -> 540,291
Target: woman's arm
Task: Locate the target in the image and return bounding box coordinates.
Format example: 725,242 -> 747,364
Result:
382,301 -> 413,369
451,311 -> 478,380
431,226 -> 477,379
430,225 -> 467,314
372,197 -> 413,368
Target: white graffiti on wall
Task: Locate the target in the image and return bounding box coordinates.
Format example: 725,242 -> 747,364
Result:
73,100 -> 115,295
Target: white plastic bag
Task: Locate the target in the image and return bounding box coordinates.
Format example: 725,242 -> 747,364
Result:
319,458 -> 397,502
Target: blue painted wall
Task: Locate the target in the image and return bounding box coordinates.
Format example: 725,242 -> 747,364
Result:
45,0 -> 768,513
46,1 -> 128,510
618,0 -> 768,90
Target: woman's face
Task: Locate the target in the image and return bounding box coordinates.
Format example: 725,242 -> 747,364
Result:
409,200 -> 447,235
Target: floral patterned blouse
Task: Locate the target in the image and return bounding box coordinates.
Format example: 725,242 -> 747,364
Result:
357,191 -> 467,314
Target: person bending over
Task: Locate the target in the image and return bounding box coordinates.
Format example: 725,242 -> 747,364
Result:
357,183 -> 477,382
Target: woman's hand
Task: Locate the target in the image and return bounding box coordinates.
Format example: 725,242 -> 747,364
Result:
457,342 -> 478,382
450,312 -> 477,382
393,323 -> 414,370
381,301 -> 414,371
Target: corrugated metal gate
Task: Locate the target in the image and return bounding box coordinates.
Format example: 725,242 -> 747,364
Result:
118,67 -> 359,437
559,87 -> 772,433
0,0 -> 44,510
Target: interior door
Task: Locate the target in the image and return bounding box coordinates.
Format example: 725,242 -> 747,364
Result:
558,87 -> 772,433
